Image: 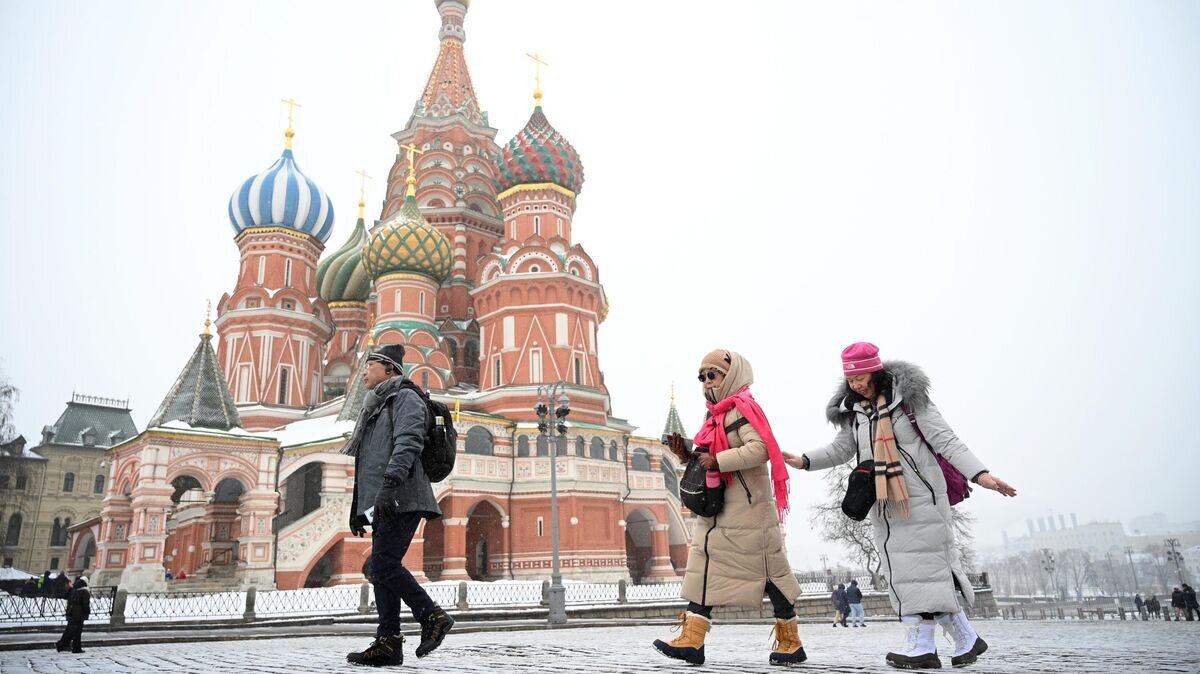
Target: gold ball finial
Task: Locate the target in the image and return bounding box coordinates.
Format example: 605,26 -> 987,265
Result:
203,300 -> 213,336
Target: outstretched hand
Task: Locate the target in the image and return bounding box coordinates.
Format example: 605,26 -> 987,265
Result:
666,433 -> 691,463
781,451 -> 808,470
977,473 -> 1017,497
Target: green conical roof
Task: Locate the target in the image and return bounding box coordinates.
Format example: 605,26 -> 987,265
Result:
317,216 -> 371,302
148,332 -> 241,431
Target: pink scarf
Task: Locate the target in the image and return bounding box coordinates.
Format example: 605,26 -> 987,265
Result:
692,386 -> 791,522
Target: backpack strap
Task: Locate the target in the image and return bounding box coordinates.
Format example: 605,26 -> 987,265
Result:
723,417 -> 749,435
899,403 -> 931,450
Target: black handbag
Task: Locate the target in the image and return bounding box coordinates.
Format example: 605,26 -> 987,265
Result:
679,448 -> 725,517
841,459 -> 876,521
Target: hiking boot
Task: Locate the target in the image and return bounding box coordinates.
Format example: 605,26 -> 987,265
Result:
653,611 -> 710,665
886,616 -> 941,669
55,640 -> 65,652
937,611 -> 988,668
416,605 -> 455,658
769,617 -> 807,667
347,633 -> 404,667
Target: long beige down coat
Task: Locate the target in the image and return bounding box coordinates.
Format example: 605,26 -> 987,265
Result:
680,352 -> 801,608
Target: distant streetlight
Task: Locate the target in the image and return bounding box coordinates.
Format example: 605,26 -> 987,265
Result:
1165,538 -> 1187,585
1124,546 -> 1140,594
535,382 -> 570,625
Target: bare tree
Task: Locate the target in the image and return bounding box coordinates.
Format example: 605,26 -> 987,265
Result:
951,508 -> 977,572
1059,548 -> 1091,599
0,366 -> 16,444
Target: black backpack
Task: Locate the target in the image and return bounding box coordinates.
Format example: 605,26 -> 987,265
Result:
679,449 -> 725,518
398,380 -> 458,482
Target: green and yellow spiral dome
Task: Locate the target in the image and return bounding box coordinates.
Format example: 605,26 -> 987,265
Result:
363,195 -> 453,283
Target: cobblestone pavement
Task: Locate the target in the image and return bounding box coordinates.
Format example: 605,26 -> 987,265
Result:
1,620 -> 1197,673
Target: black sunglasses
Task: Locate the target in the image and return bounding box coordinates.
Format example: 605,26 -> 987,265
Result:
697,369 -> 723,382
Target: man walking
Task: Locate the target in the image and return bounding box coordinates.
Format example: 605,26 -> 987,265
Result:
344,344 -> 454,666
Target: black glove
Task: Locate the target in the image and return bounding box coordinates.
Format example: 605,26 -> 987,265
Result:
373,477 -> 402,524
349,513 -> 367,537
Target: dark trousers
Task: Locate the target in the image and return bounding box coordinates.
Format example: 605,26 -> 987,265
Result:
371,512 -> 435,636
58,621 -> 83,650
688,581 -> 796,620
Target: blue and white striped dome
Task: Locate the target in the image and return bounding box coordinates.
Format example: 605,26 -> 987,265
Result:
227,148 -> 335,243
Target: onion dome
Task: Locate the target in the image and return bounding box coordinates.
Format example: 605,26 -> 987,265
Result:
363,194 -> 453,283
316,207 -> 371,303
496,106 -> 584,194
227,139 -> 335,243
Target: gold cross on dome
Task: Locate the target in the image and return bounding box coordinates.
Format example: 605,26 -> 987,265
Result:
526,52 -> 548,104
203,299 -> 212,336
355,169 -> 372,218
399,143 -> 425,197
281,97 -> 302,149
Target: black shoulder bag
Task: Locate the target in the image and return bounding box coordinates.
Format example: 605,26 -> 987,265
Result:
679,448 -> 725,517
841,459 -> 876,521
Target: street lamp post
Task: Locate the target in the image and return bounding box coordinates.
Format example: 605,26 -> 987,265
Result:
535,382 -> 570,625
1124,546 -> 1140,595
1041,549 -> 1057,599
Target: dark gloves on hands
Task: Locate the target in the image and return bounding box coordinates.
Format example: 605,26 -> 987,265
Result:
373,476 -> 402,524
349,513 -> 368,537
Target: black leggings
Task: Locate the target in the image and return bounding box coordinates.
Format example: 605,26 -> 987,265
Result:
687,581 -> 796,620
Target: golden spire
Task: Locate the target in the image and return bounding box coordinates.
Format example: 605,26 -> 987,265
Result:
399,143 -> 425,198
281,97 -> 302,150
366,329 -> 375,348
203,300 -> 212,336
355,169 -> 372,220
670,381 -> 676,407
525,52 -> 548,106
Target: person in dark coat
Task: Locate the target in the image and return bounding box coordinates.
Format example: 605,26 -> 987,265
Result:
1148,595 -> 1161,618
1184,584 -> 1198,621
1171,587 -> 1185,621
1134,593 -> 1145,620
343,345 -> 452,667
831,583 -> 850,627
846,579 -> 866,626
55,575 -> 90,653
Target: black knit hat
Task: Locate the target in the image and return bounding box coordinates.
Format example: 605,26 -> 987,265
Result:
368,344 -> 407,374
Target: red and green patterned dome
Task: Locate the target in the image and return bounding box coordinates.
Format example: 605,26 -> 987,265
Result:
496,106 -> 584,194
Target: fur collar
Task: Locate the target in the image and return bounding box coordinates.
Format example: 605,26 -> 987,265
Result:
825,360 -> 932,428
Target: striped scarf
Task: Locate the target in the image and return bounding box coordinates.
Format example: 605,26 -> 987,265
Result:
873,395 -> 910,519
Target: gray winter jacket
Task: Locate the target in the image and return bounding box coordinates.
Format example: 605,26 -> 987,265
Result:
805,361 -> 987,616
347,376 -> 441,521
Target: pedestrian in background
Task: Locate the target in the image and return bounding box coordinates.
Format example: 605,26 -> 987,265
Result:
831,583 -> 850,627
847,579 -> 867,627
55,575 -> 90,654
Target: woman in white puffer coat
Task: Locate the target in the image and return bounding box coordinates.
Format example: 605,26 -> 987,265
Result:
784,342 -> 1016,670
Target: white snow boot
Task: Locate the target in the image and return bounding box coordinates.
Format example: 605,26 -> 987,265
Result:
937,610 -> 988,667
886,615 -> 941,669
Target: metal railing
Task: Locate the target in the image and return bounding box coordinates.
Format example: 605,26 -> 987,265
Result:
254,585 -> 362,618
0,586 -> 116,624
124,590 -> 245,622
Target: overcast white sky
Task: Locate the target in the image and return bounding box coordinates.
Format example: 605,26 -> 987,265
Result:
2,1 -> 1197,569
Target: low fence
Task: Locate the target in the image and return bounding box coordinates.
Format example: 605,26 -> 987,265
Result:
997,602 -> 1193,622
0,573 -> 994,627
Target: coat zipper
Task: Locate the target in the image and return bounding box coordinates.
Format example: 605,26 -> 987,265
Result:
896,445 -> 937,506
701,513 -> 718,606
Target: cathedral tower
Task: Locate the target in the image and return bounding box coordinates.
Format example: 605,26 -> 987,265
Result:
215,105 -> 335,430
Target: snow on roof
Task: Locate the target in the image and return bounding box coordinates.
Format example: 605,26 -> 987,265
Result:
0,567 -> 37,581
272,416 -> 355,449
154,420 -> 271,439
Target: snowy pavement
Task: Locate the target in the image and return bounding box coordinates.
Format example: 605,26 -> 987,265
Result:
1,620 -> 1197,673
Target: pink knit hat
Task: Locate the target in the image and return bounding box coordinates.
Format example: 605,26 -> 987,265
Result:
841,342 -> 883,375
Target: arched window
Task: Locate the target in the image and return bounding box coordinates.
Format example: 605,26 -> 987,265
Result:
62,473 -> 75,493
93,474 -> 105,494
556,435 -> 568,457
517,435 -> 530,457
575,436 -> 586,457
590,437 -> 605,460
5,513 -> 22,547
170,475 -> 203,504
465,427 -> 494,456
536,435 -> 549,457
214,478 -> 245,503
632,449 -> 651,472
662,459 -> 679,495
609,440 -> 619,462
51,518 -> 65,547
465,341 -> 479,366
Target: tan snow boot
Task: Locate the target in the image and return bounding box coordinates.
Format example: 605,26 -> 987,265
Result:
769,617 -> 808,666
653,611 -> 711,665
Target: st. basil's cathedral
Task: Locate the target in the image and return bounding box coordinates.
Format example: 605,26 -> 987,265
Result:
76,0 -> 691,592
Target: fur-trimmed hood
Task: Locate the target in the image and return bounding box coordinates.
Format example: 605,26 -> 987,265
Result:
825,360 -> 932,427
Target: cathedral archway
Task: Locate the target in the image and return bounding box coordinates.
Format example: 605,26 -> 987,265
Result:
624,508 -> 656,584
465,500 -> 504,581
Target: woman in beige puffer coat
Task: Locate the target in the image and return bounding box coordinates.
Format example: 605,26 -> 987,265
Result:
653,349 -> 805,668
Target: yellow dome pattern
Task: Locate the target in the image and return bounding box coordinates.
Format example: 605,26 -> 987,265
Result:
363,196 -> 453,283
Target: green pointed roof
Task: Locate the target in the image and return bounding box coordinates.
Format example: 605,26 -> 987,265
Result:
148,332 -> 241,431
317,216 -> 371,303
663,392 -> 687,438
